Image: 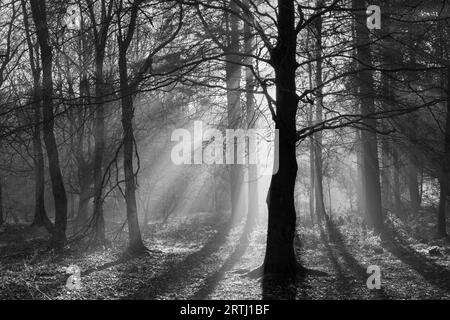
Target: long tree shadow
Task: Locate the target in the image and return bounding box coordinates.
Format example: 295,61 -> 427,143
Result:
318,223 -> 354,297
126,217 -> 235,299
324,216 -> 389,299
381,224 -> 450,294
188,218 -> 254,299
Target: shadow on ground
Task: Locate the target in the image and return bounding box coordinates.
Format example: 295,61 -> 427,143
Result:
382,225 -> 450,294
125,217 -> 236,299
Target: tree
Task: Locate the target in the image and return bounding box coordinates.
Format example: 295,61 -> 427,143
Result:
225,0 -> 243,221
21,0 -> 53,231
30,0 -> 68,250
116,0 -> 147,254
352,0 -> 384,233
0,177 -> 3,226
244,6 -> 258,229
87,0 -> 114,245
437,65 -> 450,238
263,0 -> 301,276
312,0 -> 327,222
115,0 -> 182,254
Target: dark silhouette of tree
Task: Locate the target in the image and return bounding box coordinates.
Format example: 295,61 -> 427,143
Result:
30,0 -> 68,250
352,0 -> 384,234
87,0 -> 114,245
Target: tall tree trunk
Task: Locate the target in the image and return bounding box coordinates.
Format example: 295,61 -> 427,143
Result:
30,0 -> 67,250
437,65 -> 450,238
226,0 -> 243,221
22,0 -> 53,232
406,157 -> 421,215
380,135 -> 391,211
356,129 -> 365,215
392,147 -> 403,218
264,0 -> 300,276
0,178 -> 3,226
380,69 -> 393,214
31,88 -> 53,231
244,10 -> 258,229
118,49 -> 146,254
379,6 -> 392,216
306,27 -> 315,225
309,133 -> 316,224
353,0 -> 384,233
92,49 -> 106,244
75,177 -> 91,229
405,32 -> 422,217
90,0 -> 113,245
313,0 -> 326,222
437,177 -> 447,237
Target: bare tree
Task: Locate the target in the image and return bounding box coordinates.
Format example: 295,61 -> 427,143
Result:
30,0 -> 68,250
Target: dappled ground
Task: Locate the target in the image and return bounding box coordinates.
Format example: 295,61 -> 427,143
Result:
1,211 -> 450,300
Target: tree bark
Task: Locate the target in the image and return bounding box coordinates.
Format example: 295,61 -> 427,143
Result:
91,47 -> 106,244
380,136 -> 391,211
0,178 -> 3,226
244,10 -> 258,230
75,178 -> 92,229
22,0 -> 53,232
90,0 -> 113,245
406,157 -> 421,215
313,0 -> 327,222
226,0 -> 243,221
30,0 -> 67,250
437,65 -> 450,238
31,87 -> 53,231
264,0 -> 300,276
353,0 -> 384,233
437,177 -> 447,237
118,45 -> 146,254
356,129 -> 365,215
392,147 -> 403,218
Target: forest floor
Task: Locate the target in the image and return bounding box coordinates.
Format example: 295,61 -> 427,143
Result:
1,211 -> 450,300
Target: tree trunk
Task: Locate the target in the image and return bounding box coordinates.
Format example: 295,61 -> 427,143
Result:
31,91 -> 53,231
75,184 -> 91,228
226,0 -> 243,221
406,158 -> 421,215
379,11 -> 393,216
306,27 -> 315,225
92,50 -> 106,244
309,133 -> 315,224
313,0 -> 326,222
22,0 -> 53,232
380,136 -> 391,211
437,177 -> 447,237
264,0 -> 300,276
356,129 -> 365,215
244,11 -> 258,230
118,49 -> 146,254
437,65 -> 450,238
353,0 -> 384,233
392,147 -> 403,218
406,111 -> 421,216
90,0 -> 113,245
0,178 -> 3,226
380,68 -> 391,213
30,0 -> 67,251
